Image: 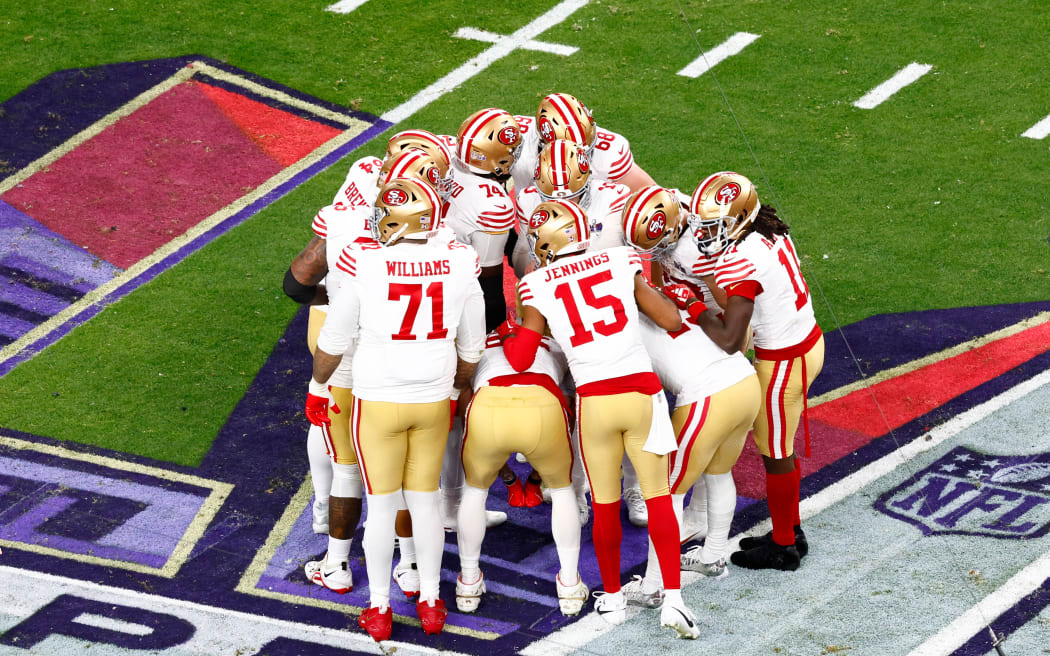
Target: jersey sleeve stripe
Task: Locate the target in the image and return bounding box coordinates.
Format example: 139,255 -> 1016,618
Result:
715,269 -> 755,287
717,261 -> 753,276
311,214 -> 327,238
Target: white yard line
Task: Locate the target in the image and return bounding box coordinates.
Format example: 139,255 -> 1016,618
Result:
1021,113 -> 1050,139
522,367 -> 1050,656
380,0 -> 588,125
453,27 -> 579,56
853,62 -> 933,109
677,32 -> 761,78
907,548 -> 1050,656
325,0 -> 370,14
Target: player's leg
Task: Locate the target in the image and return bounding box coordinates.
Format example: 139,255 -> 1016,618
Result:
577,395 -> 628,625
403,400 -> 454,635
393,496 -> 419,599
305,307 -> 333,534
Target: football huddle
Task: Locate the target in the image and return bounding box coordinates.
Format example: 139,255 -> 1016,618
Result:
281,93 -> 824,643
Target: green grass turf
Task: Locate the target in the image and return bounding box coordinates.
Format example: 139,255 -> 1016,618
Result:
1,1 -> 1048,463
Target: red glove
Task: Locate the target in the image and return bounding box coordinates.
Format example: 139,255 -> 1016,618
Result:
495,318 -> 519,343
305,379 -> 339,427
661,284 -> 695,310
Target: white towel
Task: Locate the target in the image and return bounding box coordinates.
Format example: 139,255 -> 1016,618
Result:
643,392 -> 678,455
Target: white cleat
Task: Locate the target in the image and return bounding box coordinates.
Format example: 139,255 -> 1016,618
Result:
621,575 -> 664,609
623,487 -> 648,527
660,597 -> 700,639
679,512 -> 707,544
485,510 -> 507,527
393,560 -> 420,599
304,553 -> 352,594
592,590 -> 627,626
312,499 -> 329,535
455,572 -> 486,613
555,574 -> 589,616
681,546 -> 729,579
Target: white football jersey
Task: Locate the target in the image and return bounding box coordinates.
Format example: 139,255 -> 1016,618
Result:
640,313 -> 755,408
473,332 -> 567,390
660,227 -> 720,307
516,180 -> 631,250
329,155 -> 382,208
510,121 -> 634,194
318,238 -> 486,403
443,160 -> 516,267
518,247 -> 652,387
714,232 -> 817,351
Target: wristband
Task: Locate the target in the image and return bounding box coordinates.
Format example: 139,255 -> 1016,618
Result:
686,300 -> 707,323
309,377 -> 328,396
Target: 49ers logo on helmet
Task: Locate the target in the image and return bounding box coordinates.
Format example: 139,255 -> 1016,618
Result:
383,188 -> 409,206
716,182 -> 741,204
538,117 -> 554,143
646,211 -> 666,240
529,209 -> 550,229
497,126 -> 519,146
426,167 -> 439,185
577,149 -> 591,173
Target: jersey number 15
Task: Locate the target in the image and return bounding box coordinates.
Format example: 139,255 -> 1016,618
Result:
553,270 -> 628,347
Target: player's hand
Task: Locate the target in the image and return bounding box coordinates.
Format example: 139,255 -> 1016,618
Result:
495,318 -> 519,343
305,379 -> 338,426
661,283 -> 695,310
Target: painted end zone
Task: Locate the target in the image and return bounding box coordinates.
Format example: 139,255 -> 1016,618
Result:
0,57 -> 391,375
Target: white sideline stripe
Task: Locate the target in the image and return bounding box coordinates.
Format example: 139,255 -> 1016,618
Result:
677,32 -> 761,78
1021,113 -> 1050,139
853,62 -> 933,109
325,0 -> 369,14
380,0 -> 588,125
0,565 -> 470,656
522,368 -> 1050,656
454,27 -> 579,56
907,548 -> 1050,656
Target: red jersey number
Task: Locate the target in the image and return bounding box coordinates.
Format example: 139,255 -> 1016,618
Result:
389,282 -> 448,340
552,270 -> 628,347
777,240 -> 810,311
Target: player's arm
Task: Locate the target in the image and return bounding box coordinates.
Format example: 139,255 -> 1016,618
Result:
701,274 -> 729,310
635,273 -> 682,332
312,281 -> 361,383
455,277 -> 487,394
502,304 -> 548,372
284,236 -> 328,305
650,260 -> 667,286
614,162 -> 657,193
691,288 -> 754,354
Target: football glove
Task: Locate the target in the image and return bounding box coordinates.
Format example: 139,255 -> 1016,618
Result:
661,284 -> 696,310
306,378 -> 339,427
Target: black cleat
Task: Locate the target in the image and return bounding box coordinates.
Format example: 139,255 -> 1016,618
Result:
738,525 -> 808,559
730,540 -> 801,571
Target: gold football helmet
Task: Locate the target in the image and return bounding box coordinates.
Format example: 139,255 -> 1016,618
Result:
379,150 -> 447,194
456,108 -> 522,179
536,93 -> 596,150
385,129 -> 452,195
372,178 -> 442,246
621,186 -> 687,258
690,171 -> 759,256
535,139 -> 592,204
526,200 -> 590,268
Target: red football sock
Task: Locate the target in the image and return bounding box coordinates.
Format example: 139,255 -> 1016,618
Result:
644,494 -> 681,590
792,462 -> 802,526
766,471 -> 797,546
591,501 -> 623,593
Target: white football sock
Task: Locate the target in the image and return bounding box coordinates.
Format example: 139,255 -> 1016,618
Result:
548,486 -> 582,583
685,476 -> 708,522
456,485 -> 488,584
327,536 -> 351,563
404,489 -> 444,603
306,424 -> 333,504
362,490 -> 399,608
701,472 -> 736,563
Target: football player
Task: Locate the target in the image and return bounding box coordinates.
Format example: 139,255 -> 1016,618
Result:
688,172 -> 825,571
306,177 -> 486,641
617,189 -> 761,600
453,325 -> 589,616
500,200 -> 700,639
509,92 -> 656,197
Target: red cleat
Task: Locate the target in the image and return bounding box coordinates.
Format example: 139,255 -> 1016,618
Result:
506,480 -> 527,507
523,479 -> 544,508
358,605 -> 392,642
416,598 -> 448,635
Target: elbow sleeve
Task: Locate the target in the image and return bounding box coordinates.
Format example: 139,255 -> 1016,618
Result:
283,268 -> 317,304
503,326 -> 542,372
